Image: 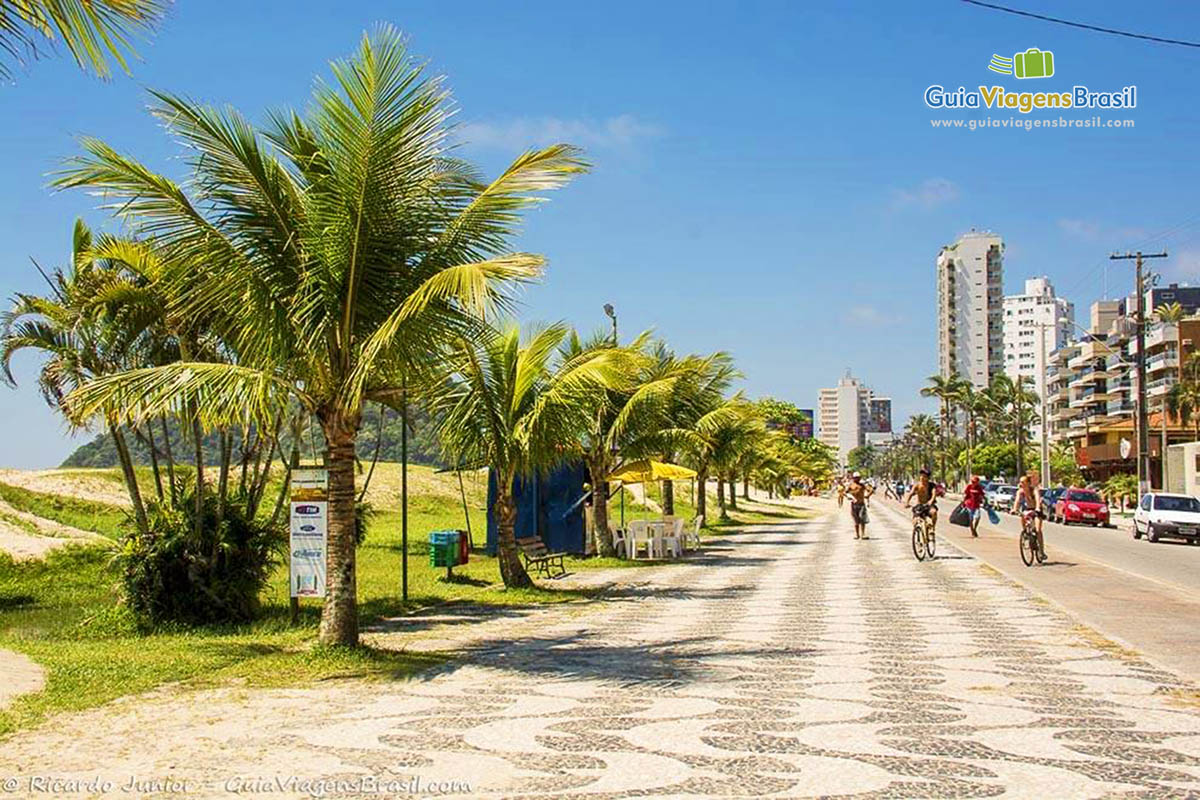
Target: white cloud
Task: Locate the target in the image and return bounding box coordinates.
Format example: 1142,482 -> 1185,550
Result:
1057,218 -> 1147,243
456,114 -> 664,151
844,305 -> 901,326
889,178 -> 959,211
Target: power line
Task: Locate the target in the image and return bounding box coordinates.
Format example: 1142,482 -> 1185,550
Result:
960,0 -> 1200,49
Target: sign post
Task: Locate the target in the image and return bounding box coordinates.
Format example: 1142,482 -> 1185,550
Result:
289,468 -> 329,603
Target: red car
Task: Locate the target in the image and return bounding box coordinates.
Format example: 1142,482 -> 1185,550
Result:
1052,487 -> 1110,527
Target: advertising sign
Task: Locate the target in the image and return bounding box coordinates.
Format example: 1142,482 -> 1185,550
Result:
289,468 -> 328,598
796,409 -> 814,440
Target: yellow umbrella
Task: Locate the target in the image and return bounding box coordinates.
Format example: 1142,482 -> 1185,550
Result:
608,459 -> 697,483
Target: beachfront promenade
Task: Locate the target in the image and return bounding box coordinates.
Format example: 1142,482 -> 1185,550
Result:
2,502 -> 1200,798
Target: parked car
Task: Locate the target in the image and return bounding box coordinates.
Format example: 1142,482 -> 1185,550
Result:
1042,487 -> 1065,511
986,484 -> 1017,509
1133,493 -> 1200,543
1052,487 -> 1109,526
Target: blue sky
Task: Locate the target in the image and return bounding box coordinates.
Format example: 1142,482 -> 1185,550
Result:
3,0 -> 1200,468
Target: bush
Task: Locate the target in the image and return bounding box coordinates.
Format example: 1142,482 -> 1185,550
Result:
116,488 -> 283,626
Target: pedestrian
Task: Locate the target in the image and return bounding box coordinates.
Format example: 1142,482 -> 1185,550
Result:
846,472 -> 874,539
963,474 -> 986,537
836,480 -> 846,508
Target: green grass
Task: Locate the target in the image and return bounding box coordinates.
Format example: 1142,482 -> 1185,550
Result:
0,483 -> 127,539
0,466 -> 603,736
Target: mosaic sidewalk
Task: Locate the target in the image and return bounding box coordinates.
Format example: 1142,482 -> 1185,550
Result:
2,507 -> 1200,798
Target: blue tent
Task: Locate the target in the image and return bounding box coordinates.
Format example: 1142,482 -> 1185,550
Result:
487,462 -> 588,555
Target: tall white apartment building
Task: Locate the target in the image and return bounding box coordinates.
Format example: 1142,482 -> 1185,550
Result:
818,372 -> 886,465
937,230 -> 1005,388
1003,277 -> 1074,438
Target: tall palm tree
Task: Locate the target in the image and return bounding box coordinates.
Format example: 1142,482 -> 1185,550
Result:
0,0 -> 166,79
437,323 -> 627,587
669,397 -> 750,524
921,373 -> 966,483
2,220 -> 150,536
57,27 -> 588,646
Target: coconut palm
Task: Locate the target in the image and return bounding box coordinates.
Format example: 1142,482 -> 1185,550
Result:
0,0 -> 166,79
436,323 -> 629,587
2,220 -> 151,535
56,27 -> 588,645
921,373 -> 967,484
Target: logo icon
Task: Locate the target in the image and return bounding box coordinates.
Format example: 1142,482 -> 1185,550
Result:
295,504 -> 320,515
988,48 -> 1055,79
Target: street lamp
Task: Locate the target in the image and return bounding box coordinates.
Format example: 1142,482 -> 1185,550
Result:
603,303 -> 617,345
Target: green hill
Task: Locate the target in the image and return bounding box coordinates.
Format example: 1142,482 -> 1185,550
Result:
61,406 -> 445,468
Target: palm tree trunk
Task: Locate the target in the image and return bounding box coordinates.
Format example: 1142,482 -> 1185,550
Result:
190,414 -> 204,540
696,467 -> 708,524
143,423 -> 164,502
728,476 -> 738,509
742,473 -> 750,499
247,431 -> 277,520
110,422 -> 149,537
494,483 -> 533,588
319,422 -> 360,647
159,416 -> 177,505
217,428 -> 232,528
586,456 -> 616,557
661,479 -> 674,516
357,404 -> 386,503
716,476 -> 727,518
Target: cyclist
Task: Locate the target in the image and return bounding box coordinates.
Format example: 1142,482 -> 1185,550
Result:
1011,472 -> 1046,562
904,469 -> 939,532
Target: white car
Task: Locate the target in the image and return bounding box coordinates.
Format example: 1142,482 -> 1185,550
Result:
1133,493 -> 1200,544
986,484 -> 1017,509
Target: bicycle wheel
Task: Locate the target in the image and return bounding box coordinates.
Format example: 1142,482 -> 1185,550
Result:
925,526 -> 937,559
912,523 -> 927,561
1019,529 -> 1035,566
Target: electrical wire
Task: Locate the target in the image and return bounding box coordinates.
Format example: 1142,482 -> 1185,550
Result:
960,0 -> 1200,48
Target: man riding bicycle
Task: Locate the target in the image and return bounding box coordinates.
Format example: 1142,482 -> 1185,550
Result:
903,469 -> 939,530
1011,472 -> 1047,562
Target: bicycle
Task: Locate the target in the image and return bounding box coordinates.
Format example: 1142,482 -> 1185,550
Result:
911,504 -> 936,561
1018,509 -> 1047,566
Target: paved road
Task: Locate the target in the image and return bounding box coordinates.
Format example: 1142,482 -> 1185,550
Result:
940,493 -> 1200,598
2,508 -> 1200,798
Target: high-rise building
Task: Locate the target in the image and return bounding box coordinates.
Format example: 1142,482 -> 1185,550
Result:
1002,277 -> 1074,438
937,230 -> 1005,388
817,372 -> 888,465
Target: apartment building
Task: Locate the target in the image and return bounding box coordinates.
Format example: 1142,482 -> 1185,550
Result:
1002,277 -> 1074,440
937,230 -> 1005,389
818,372 -> 888,465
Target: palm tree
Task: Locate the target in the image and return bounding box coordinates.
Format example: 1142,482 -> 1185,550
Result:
555,331 -> 684,556
921,373 -> 966,484
57,27 -> 588,646
669,397 -> 750,524
0,0 -> 166,79
2,220 -> 150,536
1166,352 -> 1200,442
905,414 -> 938,474
437,324 -> 627,587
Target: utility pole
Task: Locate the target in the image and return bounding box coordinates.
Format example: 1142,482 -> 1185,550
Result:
1037,321 -> 1052,488
1014,376 -> 1023,480
1111,250 -> 1168,496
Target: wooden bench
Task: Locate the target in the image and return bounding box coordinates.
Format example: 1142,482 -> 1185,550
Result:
516,536 -> 567,578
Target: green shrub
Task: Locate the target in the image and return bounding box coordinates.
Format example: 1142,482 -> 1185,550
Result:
116,488 -> 283,626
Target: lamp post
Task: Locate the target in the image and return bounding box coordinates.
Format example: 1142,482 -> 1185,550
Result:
603,303 -> 621,525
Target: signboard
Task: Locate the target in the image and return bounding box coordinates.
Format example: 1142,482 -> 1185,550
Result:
796,409 -> 814,440
289,468 -> 328,598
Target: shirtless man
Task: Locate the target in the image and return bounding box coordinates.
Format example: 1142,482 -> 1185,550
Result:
845,472 -> 874,539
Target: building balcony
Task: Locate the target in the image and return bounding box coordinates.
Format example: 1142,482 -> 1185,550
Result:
1148,375 -> 1176,397
1146,351 -> 1179,372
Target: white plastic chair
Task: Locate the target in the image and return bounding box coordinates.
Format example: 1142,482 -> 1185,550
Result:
660,518 -> 682,558
686,517 -> 702,550
610,526 -> 627,558
628,519 -> 653,559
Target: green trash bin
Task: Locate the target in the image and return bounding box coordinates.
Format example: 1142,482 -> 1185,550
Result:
429,530 -> 460,568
